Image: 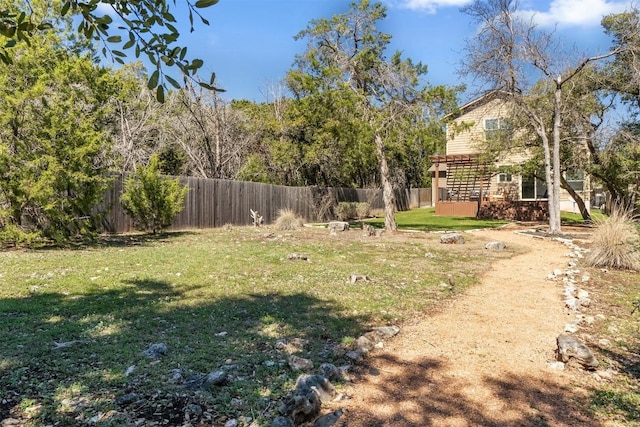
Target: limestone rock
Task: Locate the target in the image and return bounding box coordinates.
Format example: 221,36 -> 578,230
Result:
356,335 -> 375,354
328,221 -> 349,232
279,386 -> 321,424
295,374 -> 336,402
372,325 -> 400,338
547,361 -> 565,371
115,393 -> 140,407
270,416 -> 294,427
564,323 -> 579,333
345,350 -> 363,362
318,363 -> 342,382
484,241 -> 506,250
288,355 -> 314,371
440,233 -> 465,244
204,370 -> 228,387
141,343 -> 167,359
556,334 -> 599,369
184,374 -> 207,389
313,409 -> 345,427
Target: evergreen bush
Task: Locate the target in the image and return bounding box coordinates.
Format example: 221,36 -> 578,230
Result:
336,202 -> 356,221
121,155 -> 188,234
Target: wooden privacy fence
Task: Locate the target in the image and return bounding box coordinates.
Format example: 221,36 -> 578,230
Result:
101,174 -> 432,233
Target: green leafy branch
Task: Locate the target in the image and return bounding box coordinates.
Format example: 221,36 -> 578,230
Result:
0,0 -> 222,101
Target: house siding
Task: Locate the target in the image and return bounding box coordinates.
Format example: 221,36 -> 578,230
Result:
443,95 -> 591,212
446,98 -> 512,155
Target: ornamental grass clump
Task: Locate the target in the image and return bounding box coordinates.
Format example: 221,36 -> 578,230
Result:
275,208 -> 304,230
586,207 -> 640,270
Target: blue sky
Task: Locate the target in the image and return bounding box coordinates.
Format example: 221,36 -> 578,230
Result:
101,0 -> 634,102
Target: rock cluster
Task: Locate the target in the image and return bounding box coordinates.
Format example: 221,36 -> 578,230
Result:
274,325 -> 399,426
537,234 -> 604,372
103,324 -> 399,427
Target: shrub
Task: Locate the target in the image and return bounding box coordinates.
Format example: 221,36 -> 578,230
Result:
586,207 -> 640,270
355,202 -> 371,219
336,202 -> 356,221
275,208 -> 304,230
0,222 -> 40,248
121,155 -> 189,234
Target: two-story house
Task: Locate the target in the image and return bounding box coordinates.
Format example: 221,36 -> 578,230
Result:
430,91 -> 590,220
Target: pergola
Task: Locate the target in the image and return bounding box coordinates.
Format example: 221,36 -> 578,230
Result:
430,154 -> 492,217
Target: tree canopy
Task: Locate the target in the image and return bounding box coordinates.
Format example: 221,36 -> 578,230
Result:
0,19 -> 121,244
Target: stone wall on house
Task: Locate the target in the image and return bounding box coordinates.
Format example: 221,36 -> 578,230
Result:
477,201 -> 549,221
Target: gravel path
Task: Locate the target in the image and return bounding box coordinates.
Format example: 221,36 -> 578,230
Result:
338,228 -> 594,427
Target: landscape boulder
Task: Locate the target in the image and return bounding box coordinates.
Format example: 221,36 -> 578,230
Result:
484,241 -> 506,251
328,221 -> 349,232
295,374 -> 336,403
556,334 -> 599,369
279,383 -> 322,424
440,233 -> 465,244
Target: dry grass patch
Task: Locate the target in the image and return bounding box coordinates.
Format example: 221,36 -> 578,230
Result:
585,207 -> 640,270
274,208 -> 304,230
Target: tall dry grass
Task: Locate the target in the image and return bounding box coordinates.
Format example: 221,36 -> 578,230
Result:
275,208 -> 304,230
586,207 -> 640,270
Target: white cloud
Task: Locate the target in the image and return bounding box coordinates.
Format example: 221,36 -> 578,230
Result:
390,0 -> 472,13
520,0 -> 631,27
392,0 -> 631,23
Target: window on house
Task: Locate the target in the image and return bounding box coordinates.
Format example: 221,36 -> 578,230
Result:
498,173 -> 512,182
484,118 -> 511,141
566,169 -> 584,191
522,173 -> 547,200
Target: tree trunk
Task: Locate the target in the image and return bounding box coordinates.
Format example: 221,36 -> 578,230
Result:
212,94 -> 222,178
549,82 -> 563,234
560,175 -> 592,222
540,132 -> 555,230
375,133 -> 397,231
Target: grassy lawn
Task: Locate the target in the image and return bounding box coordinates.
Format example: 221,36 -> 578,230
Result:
561,209 -> 607,225
0,225 -> 506,426
366,207 -> 508,231
365,206 -> 600,231
2,208 -> 636,426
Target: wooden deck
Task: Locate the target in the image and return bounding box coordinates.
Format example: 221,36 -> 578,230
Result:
435,201 -> 479,217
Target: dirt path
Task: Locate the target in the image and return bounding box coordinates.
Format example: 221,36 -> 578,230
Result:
338,228 -> 594,427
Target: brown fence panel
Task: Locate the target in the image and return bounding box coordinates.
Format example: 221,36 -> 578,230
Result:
408,188 -> 432,208
101,174 -> 430,233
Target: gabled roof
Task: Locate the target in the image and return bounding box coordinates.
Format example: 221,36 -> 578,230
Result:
444,90 -> 510,121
